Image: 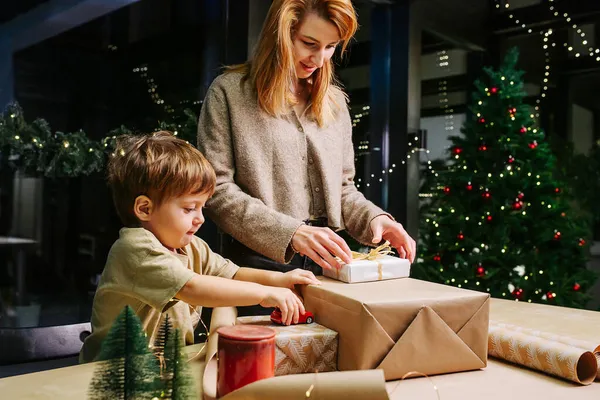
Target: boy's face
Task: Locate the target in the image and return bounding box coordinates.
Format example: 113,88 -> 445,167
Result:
143,191 -> 210,251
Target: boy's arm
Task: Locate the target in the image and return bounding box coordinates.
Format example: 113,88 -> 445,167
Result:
233,267 -> 321,289
195,236 -> 320,289
175,274 -> 305,325
232,268 -> 282,287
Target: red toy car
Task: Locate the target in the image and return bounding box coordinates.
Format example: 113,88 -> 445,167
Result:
270,308 -> 314,325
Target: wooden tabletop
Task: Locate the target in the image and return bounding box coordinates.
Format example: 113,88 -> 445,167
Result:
1,299 -> 599,399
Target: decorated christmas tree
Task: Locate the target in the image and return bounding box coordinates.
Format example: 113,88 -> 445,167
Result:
414,48 -> 597,309
88,306 -> 161,400
162,328 -> 196,400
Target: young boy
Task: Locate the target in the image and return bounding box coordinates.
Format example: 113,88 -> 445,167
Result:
79,131 -> 319,363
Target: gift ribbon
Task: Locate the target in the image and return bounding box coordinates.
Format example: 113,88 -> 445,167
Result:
338,241 -> 393,281
350,241 -> 394,261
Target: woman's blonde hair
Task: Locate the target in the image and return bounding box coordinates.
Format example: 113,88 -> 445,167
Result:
229,0 -> 357,126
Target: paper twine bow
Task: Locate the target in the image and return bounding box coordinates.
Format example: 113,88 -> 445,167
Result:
350,241 -> 394,261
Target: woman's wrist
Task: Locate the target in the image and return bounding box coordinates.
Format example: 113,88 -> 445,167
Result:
290,223 -> 307,254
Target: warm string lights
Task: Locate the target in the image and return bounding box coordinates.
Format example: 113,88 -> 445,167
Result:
351,105 -> 370,128
437,50 -> 457,135
133,64 -> 202,114
496,0 -> 600,117
547,0 -> 600,59
355,134 -> 435,190
351,103 -> 436,191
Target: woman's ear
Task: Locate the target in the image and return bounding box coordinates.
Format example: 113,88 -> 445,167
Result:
134,195 -> 153,222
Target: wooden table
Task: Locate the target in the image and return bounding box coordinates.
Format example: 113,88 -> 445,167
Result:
1,299 -> 599,399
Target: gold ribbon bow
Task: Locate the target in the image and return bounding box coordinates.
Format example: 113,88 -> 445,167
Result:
336,241 -> 393,281
350,241 -> 393,261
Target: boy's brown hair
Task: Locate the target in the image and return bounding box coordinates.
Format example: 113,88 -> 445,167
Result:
107,131 -> 216,227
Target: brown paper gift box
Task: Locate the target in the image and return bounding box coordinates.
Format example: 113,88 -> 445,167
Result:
237,315 -> 338,376
301,277 -> 490,380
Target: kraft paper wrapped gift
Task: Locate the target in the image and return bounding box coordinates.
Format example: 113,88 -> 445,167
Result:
301,277 -> 490,380
237,315 -> 338,376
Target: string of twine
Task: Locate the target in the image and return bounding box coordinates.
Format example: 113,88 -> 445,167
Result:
388,371 -> 441,400
334,240 -> 393,265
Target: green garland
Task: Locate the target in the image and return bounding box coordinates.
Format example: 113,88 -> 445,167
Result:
0,103 -> 198,179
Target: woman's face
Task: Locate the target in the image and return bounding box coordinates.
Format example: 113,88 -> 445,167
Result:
293,13 -> 341,79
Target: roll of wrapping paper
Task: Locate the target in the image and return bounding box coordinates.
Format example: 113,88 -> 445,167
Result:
201,307 -> 389,400
490,320 -> 600,380
488,324 -> 598,385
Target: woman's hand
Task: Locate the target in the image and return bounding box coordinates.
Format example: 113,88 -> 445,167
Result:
272,268 -> 321,289
370,215 -> 416,263
291,225 -> 353,270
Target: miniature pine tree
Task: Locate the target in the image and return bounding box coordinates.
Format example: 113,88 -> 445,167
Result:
88,305 -> 161,399
163,328 -> 196,400
153,314 -> 172,364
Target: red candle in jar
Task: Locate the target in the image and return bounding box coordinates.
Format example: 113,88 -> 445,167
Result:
216,325 -> 276,397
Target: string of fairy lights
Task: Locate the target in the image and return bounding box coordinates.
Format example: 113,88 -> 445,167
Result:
133,64 -> 202,115
496,0 -> 599,114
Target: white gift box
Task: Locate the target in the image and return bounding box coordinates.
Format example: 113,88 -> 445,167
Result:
323,254 -> 411,283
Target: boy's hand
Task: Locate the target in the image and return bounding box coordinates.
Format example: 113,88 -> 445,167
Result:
274,269 -> 321,289
259,287 -> 305,325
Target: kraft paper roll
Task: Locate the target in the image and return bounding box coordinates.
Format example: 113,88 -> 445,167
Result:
491,321 -> 600,380
488,324 -> 598,385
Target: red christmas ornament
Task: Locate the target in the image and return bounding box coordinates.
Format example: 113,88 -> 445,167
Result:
573,283 -> 581,291
512,288 -> 524,299
554,187 -> 561,193
486,215 -> 493,222
490,87 -> 498,94
508,156 -> 515,164
466,183 -> 473,191
478,144 -> 488,151
452,147 -> 463,155
520,127 -> 527,134
561,212 -> 566,217
443,186 -> 451,194
547,292 -> 556,300
482,191 -> 491,199
433,254 -> 441,262
579,238 -> 586,246
517,192 -> 525,200
554,231 -> 561,240
479,117 -> 486,124
512,201 -> 523,210
476,265 -> 486,277
529,141 -> 538,149
510,107 -> 517,114
457,232 -> 465,240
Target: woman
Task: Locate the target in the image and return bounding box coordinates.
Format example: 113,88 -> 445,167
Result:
197,0 -> 416,283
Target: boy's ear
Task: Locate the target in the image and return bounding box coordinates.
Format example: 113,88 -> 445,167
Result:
134,195 -> 153,222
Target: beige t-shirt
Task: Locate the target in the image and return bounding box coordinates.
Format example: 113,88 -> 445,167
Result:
79,227 -> 239,363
